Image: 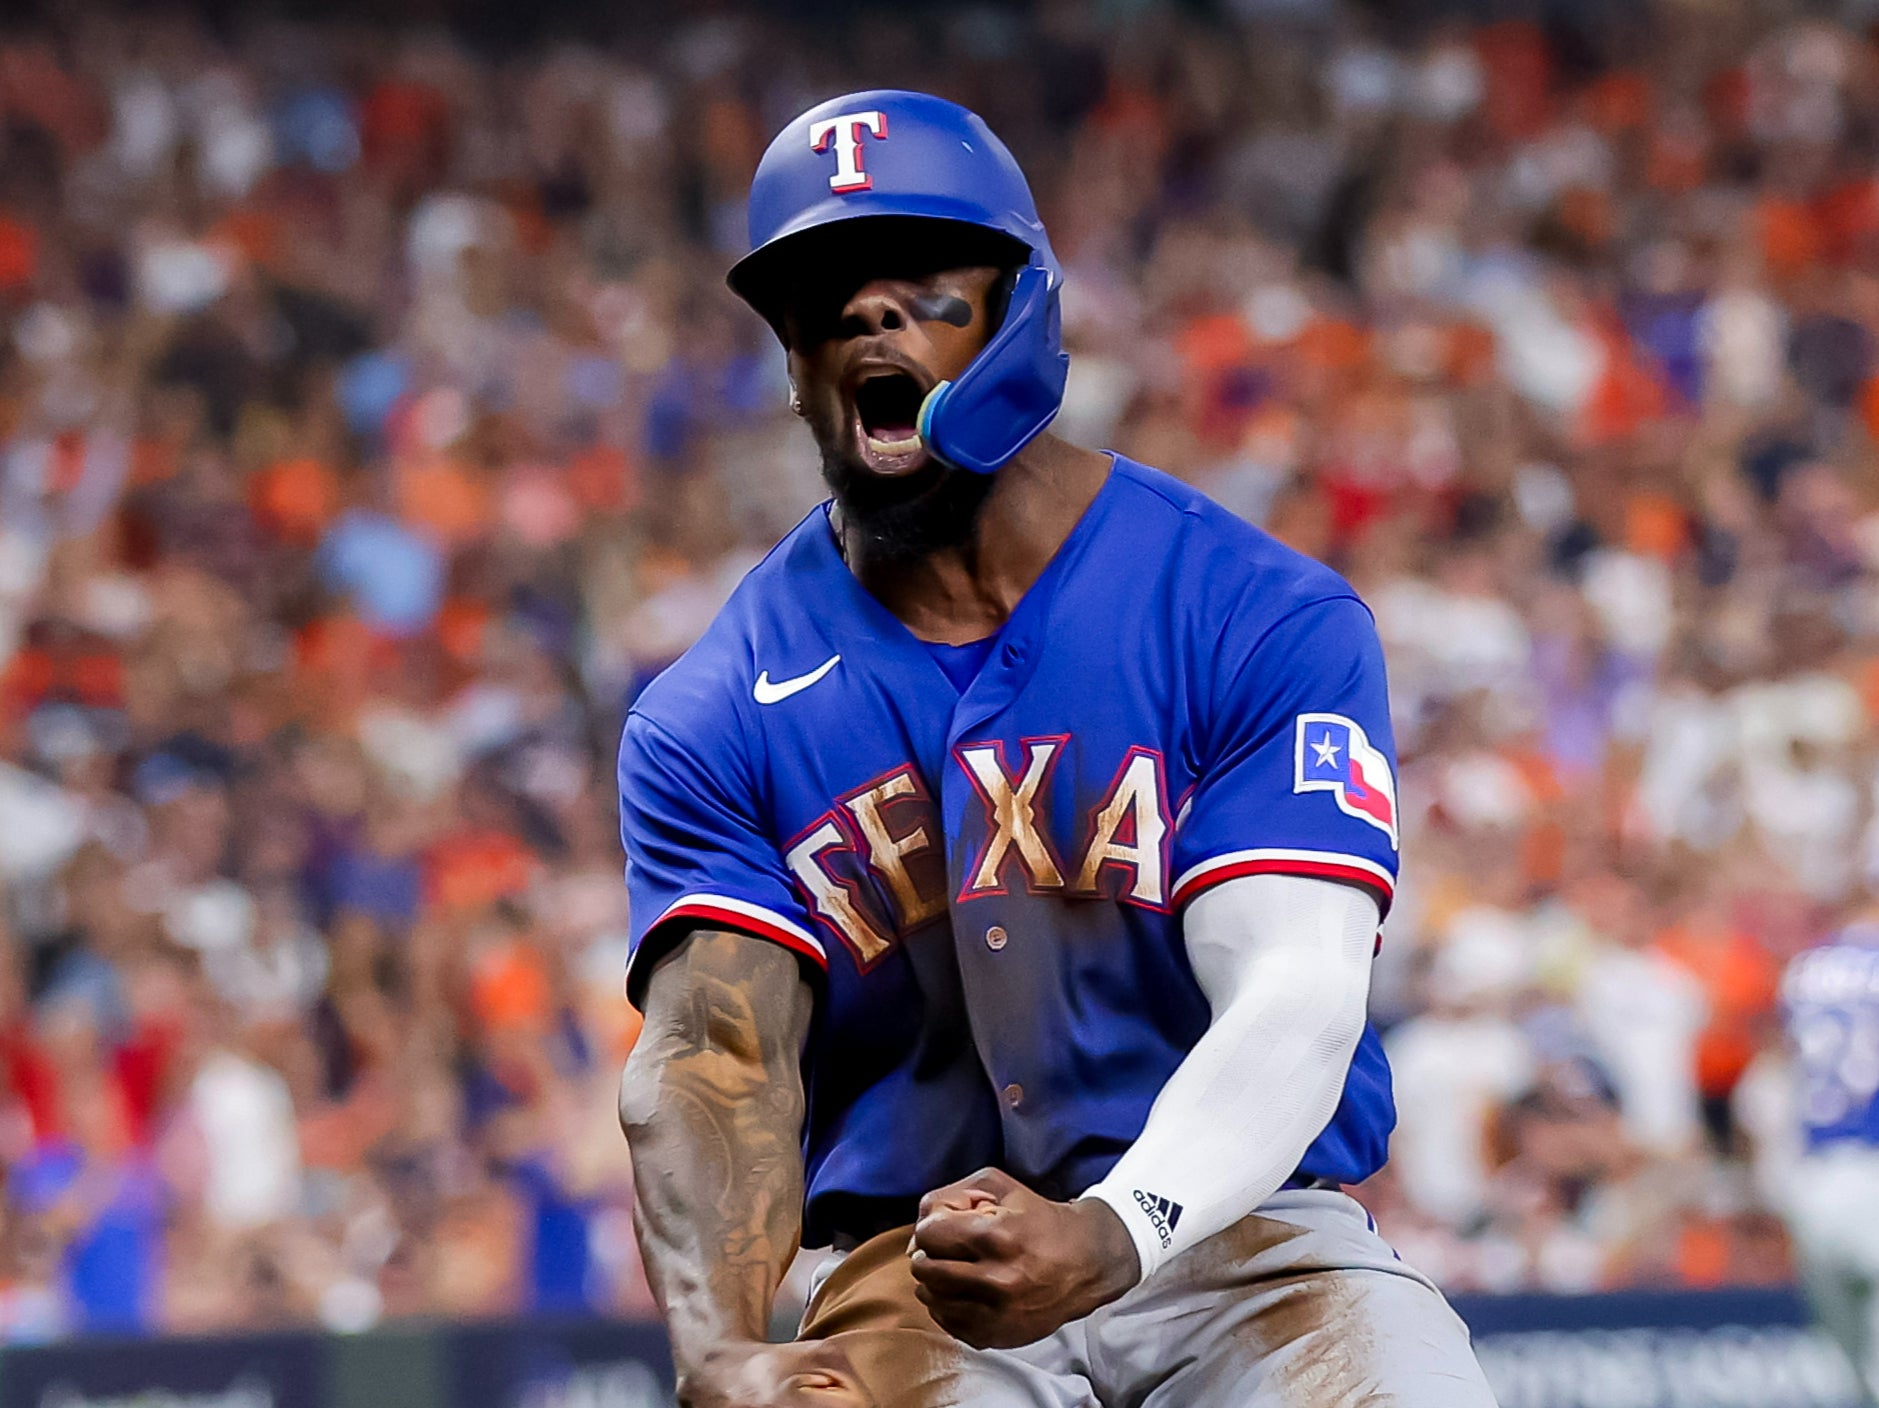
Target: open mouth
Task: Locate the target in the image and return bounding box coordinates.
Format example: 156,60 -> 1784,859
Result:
852,370 -> 929,467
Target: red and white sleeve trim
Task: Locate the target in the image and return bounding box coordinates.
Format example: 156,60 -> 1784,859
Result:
1172,848 -> 1395,916
633,893 -> 828,974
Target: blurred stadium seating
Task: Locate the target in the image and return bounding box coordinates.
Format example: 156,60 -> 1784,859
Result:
0,0 -> 1872,1348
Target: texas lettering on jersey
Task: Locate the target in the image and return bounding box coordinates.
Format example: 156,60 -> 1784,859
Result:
619,457 -> 1401,1243
785,742 -> 1173,968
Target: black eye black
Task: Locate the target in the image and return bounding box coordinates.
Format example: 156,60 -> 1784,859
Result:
910,294 -> 973,327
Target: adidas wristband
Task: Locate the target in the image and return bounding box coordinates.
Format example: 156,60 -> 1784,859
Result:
1079,1182 -> 1184,1283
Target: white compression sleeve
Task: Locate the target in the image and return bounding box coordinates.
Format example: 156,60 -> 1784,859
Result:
1080,873 -> 1379,1281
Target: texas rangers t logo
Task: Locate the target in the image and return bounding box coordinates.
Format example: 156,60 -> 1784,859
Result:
809,110 -> 888,192
1294,713 -> 1398,850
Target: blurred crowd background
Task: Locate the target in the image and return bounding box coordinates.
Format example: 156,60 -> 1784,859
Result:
1,0 -> 1877,1343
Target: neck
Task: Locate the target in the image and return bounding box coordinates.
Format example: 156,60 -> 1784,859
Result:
838,435 -> 1112,644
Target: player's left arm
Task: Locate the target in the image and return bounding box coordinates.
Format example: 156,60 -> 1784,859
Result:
1080,872 -> 1375,1270
912,594 -> 1396,1347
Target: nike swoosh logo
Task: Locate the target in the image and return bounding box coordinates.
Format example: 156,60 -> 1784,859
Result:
753,654 -> 842,705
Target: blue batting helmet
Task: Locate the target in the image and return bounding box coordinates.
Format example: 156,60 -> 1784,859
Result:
728,90 -> 1068,475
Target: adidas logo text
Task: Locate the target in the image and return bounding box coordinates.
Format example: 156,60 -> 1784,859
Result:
1132,1189 -> 1184,1250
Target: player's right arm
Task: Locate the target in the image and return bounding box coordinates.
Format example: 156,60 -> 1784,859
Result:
621,928 -> 850,1404
616,708 -> 869,1407
622,932 -> 873,1407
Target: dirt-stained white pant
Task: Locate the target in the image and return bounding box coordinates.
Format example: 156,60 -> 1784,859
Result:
802,1187 -> 1500,1408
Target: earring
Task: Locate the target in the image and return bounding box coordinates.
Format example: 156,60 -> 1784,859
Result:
788,384 -> 803,416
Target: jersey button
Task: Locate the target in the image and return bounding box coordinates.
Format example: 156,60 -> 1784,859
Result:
985,925 -> 1008,951
1003,1083 -> 1024,1109
1003,641 -> 1024,664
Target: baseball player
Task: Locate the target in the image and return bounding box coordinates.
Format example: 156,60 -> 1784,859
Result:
618,90 -> 1497,1408
1782,922 -> 1879,1405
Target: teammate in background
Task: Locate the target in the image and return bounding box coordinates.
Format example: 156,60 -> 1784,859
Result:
1782,922 -> 1879,1405
618,90 -> 1498,1407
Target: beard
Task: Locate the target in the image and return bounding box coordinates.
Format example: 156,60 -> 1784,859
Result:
820,446 -> 995,565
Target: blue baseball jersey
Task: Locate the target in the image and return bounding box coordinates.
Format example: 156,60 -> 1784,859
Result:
619,456 -> 1399,1246
1783,933 -> 1879,1150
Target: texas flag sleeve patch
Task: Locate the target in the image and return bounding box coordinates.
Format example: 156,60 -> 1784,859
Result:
1293,713 -> 1399,851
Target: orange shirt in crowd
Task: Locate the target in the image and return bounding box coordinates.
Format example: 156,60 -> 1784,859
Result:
425,830 -> 539,913
1655,922 -> 1781,1099
470,940 -> 554,1035
251,457 -> 341,546
396,455 -> 495,551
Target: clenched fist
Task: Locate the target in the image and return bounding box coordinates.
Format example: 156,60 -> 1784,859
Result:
909,1168 -> 1140,1349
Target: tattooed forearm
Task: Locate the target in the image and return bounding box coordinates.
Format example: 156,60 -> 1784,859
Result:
620,930 -> 814,1372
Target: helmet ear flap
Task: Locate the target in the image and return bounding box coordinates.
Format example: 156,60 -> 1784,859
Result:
917,259 -> 1069,475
